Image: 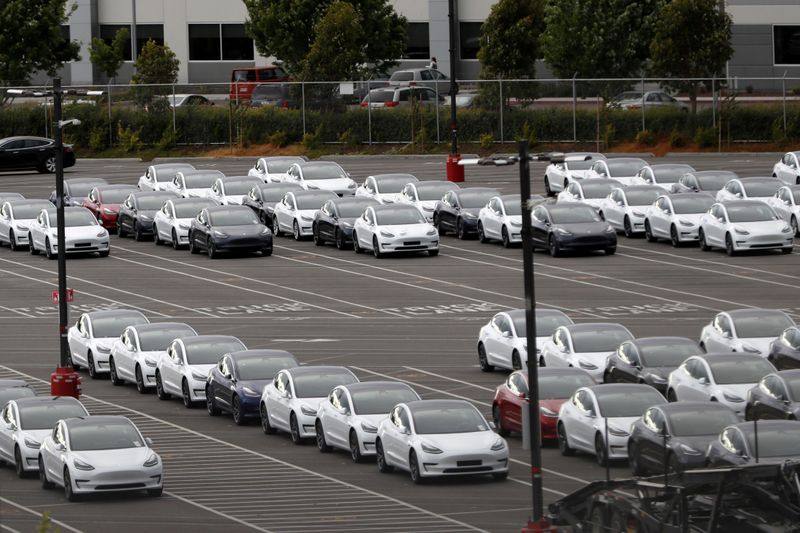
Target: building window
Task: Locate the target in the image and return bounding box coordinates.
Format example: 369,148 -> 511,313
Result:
100,24 -> 132,60
403,22 -> 429,59
459,22 -> 482,60
774,25 -> 800,65
189,24 -> 254,61
99,24 -> 164,60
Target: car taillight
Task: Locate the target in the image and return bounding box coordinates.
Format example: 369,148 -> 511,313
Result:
409,81 -> 416,86
384,101 -> 399,108
63,146 -> 73,152
281,100 -> 289,108
360,101 -> 368,107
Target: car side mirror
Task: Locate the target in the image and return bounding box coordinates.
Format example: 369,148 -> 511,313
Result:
342,407 -> 351,416
586,410 -> 596,418
488,421 -> 497,431
145,437 -> 154,446
7,422 -> 17,431
735,192 -> 743,198
502,331 -> 511,338
699,377 -> 709,385
401,427 -> 411,435
283,390 -> 292,399
56,443 -> 66,451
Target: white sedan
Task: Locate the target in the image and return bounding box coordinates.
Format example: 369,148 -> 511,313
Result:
699,309 -> 796,356
272,190 -> 337,240
772,151 -> 800,186
209,176 -> 262,205
352,204 -> 439,257
715,177 -> 781,204
375,399 -> 509,483
155,335 -> 246,407
152,198 -> 218,249
666,354 -> 777,414
543,152 -> 605,196
109,322 -> 198,393
698,201 -> 794,255
598,186 -> 661,237
284,161 -> 357,196
39,415 -> 163,500
315,381 -> 420,462
248,156 -> 307,183
355,174 -> 419,204
766,185 -> 800,236
477,194 -> 528,247
28,207 -> 110,259
584,158 -> 648,187
644,193 -> 715,246
557,179 -> 622,211
557,384 -> 666,465
138,163 -> 195,192
67,309 -> 150,378
0,396 -> 88,477
477,308 -> 574,372
540,323 -> 634,382
634,164 -> 695,191
396,181 -> 460,221
260,366 -> 359,444
165,170 -> 225,198
0,199 -> 53,250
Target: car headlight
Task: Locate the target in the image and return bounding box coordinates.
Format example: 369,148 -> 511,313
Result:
631,211 -> 646,218
24,437 -> 41,449
578,360 -> 598,370
607,425 -> 629,437
191,371 -> 208,381
213,230 -> 229,238
555,227 -> 572,236
73,458 -> 94,471
300,404 -> 317,417
678,218 -> 694,227
179,223 -> 190,230
340,221 -> 353,229
16,224 -> 29,232
740,343 -> 760,354
360,421 -> 378,433
260,228 -> 272,236
540,407 -> 558,418
733,226 -> 750,235
781,224 -> 792,233
604,225 -> 616,233
421,442 -> 444,454
722,391 -> 744,403
143,453 -> 159,467
380,230 -> 395,238
95,344 -> 111,354
462,212 -> 477,220
678,443 -> 703,456
426,229 -> 437,236
300,215 -> 313,222
139,215 -> 152,221
306,184 -> 320,190
96,231 -> 107,238
490,438 -> 506,451
144,357 -> 158,367
645,373 -> 667,384
348,181 -> 357,188
103,208 -> 115,215
242,386 -> 259,396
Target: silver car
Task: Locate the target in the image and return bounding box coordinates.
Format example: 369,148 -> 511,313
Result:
698,201 -> 794,255
28,207 -> 110,259
0,199 -> 54,250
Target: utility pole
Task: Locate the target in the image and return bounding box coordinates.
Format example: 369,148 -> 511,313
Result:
53,78 -> 69,368
445,0 -> 464,182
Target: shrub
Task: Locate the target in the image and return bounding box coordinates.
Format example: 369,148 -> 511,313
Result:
338,128 -> 359,148
479,132 -> 494,149
669,128 -> 686,148
516,120 -> 537,146
88,125 -> 108,151
602,123 -> 616,149
116,122 -> 142,152
694,126 -> 717,149
269,130 -> 290,148
302,125 -> 323,150
635,129 -> 656,146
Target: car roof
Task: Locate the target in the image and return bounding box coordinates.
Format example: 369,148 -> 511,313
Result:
691,170 -> 738,178
129,322 -> 195,334
255,182 -> 303,191
64,415 -> 131,429
544,202 -> 597,213
732,420 -> 800,435
630,336 -> 697,348
405,399 -> 472,413
738,177 -> 777,183
220,176 -> 261,184
96,184 -> 138,191
298,160 -> 342,168
14,395 -> 82,407
86,309 -> 146,320
65,177 -> 107,184
205,205 -> 253,214
290,190 -> 337,199
563,322 -> 629,333
718,200 -> 771,209
497,194 -> 520,204
152,163 -> 194,170
415,181 -> 458,190
180,335 -> 242,347
130,191 -> 176,199
371,173 -> 418,182
621,185 -> 662,193
588,383 -> 659,396
169,197 -> 216,205
664,192 -> 715,199
0,136 -> 52,142
0,379 -> 31,389
577,179 -> 623,188
605,157 -> 647,164
227,349 -> 297,361
43,206 -> 93,217
372,204 -> 420,214
537,367 -> 592,379
649,164 -> 694,171
285,366 -> 353,377
656,401 -> 735,415
696,353 -> 765,364
454,187 -> 498,196
6,199 -> 52,208
341,381 -> 413,393
178,170 -> 225,178
724,309 -> 791,320
331,197 -> 378,207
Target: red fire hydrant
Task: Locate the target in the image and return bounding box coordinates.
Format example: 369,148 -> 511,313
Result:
51,366 -> 81,399
446,153 -> 464,183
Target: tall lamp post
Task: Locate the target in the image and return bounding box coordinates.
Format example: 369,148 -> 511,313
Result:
445,0 -> 464,183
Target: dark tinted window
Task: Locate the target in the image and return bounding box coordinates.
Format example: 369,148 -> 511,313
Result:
61,210 -> 98,227
726,204 -> 776,223
786,376 -> 800,400
99,25 -> 132,60
734,313 -> 794,338
581,182 -> 617,199
302,164 -> 347,180
458,191 -> 496,208
252,85 -> 286,99
224,181 -> 260,195
365,90 -> 394,103
265,159 -> 300,173
667,409 -> 739,436
12,203 -> 52,219
262,188 -> 298,202
710,358 -> 776,384
746,426 -> 800,457
793,190 -> 800,204
99,189 -> 135,204
136,196 -> 170,210
18,402 -> 87,430
672,196 -> 714,214
607,160 -> 646,176
351,387 -> 420,415
412,404 -> 488,434
293,371 -> 358,398
566,159 -> 595,171
625,190 -> 660,206
511,313 -> 572,337
296,194 -> 334,210
138,326 -> 194,351
550,207 -> 602,224
417,183 -> 456,201
175,201 -> 214,218
375,208 -> 426,225
375,175 -> 416,193
571,328 -> 633,353
221,24 -> 253,61
135,25 -> 164,55
504,200 -> 522,216
92,314 -> 147,337
67,182 -> 101,199
697,175 -> 729,191
743,181 -> 780,197
774,26 -> 800,65
209,210 -> 260,226
653,167 -> 689,183
459,22 -> 481,60
189,24 -> 220,60
596,390 -> 665,417
639,341 -> 700,366
236,356 -> 298,380
403,22 -> 430,59
185,340 -> 245,365
337,202 -> 372,218
233,69 -> 257,82
538,374 -> 595,399
69,419 -> 143,451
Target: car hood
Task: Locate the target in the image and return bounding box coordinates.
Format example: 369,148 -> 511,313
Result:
214,224 -> 266,237
380,223 -> 434,237
540,399 -> 567,414
56,226 -> 106,239
418,431 -> 498,451
74,447 -> 152,468
418,200 -> 438,211
568,170 -> 590,179
581,198 -> 605,209
378,193 -> 403,204
14,217 -> 37,227
673,213 -> 705,224
297,209 -> 319,219
461,207 -> 482,218
739,337 -> 775,354
576,351 -> 614,367
338,217 -> 357,226
717,383 -> 757,399
306,178 -> 353,191
224,195 -> 247,205
101,203 -> 121,212
604,415 -> 640,433
186,363 -> 215,375
138,209 -> 158,218
19,428 -> 51,443
185,188 -> 213,198
356,413 -> 389,426
735,220 -> 787,234
296,397 -> 326,411
673,435 -> 717,452
93,337 -> 117,349
555,221 -> 610,234
239,379 -> 272,393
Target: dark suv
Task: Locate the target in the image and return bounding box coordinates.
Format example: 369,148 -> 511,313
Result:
0,136 -> 75,173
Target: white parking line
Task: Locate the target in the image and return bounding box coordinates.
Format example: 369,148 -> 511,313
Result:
402,366 -> 495,392
0,497 -> 84,533
0,305 -> 35,318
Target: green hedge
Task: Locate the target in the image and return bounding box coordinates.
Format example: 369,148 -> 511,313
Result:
1,101 -> 799,150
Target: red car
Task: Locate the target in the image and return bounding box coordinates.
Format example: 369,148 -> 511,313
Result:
82,184 -> 138,231
493,367 -> 594,440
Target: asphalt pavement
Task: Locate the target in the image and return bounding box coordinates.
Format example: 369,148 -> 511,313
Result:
0,152 -> 797,532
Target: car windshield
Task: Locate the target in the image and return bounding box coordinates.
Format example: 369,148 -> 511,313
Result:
237,356 -> 297,380
459,191 -> 496,208
209,210 -> 260,226
376,208 -> 426,225
503,200 -> 522,216
710,358 -> 776,384
337,202 -> 372,218
626,190 -> 660,206
538,374 -> 595,399
62,210 -> 99,227
597,390 -> 665,417
697,175 -> 729,190
18,402 -> 86,430
672,196 -> 715,214
69,419 -> 144,451
12,203 -> 51,218
412,404 -> 488,434
296,194 -> 333,210
68,182 -> 101,198
138,327 -> 194,351
615,92 -> 642,101
726,204 -> 777,223
92,314 -> 147,337
417,184 -> 456,201
351,387 -> 420,415
639,342 -> 700,366
137,196 -> 170,210
571,328 -> 632,352
550,207 -> 602,224
565,159 -> 595,171
607,160 -> 646,177
743,181 -> 779,197
185,340 -> 244,365
293,371 -> 358,398
252,86 -> 285,99
174,201 -> 213,218
733,313 -> 794,338
582,182 -> 617,199
511,313 -> 572,337
225,181 -> 259,195
302,164 -> 346,180
184,174 -> 218,188
99,189 -> 134,203
746,427 -> 800,458
376,175 -> 416,193
653,167 -> 690,183
266,159 -> 300,173
0,387 -> 35,405
668,409 -> 739,436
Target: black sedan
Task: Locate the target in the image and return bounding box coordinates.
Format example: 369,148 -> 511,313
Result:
0,136 -> 75,173
628,402 -> 740,475
768,326 -> 800,370
117,191 -> 178,240
188,205 -> 272,258
603,336 -> 702,393
531,203 -> 617,256
313,197 -> 379,249
746,370 -> 800,420
206,349 -> 299,425
705,420 -> 800,466
49,178 -> 108,207
242,182 -> 302,226
433,187 -> 499,239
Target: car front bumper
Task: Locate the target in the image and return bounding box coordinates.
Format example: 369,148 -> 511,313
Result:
555,233 -> 616,252
238,392 -> 262,417
214,235 -> 273,253
53,238 -> 110,255
417,449 -> 509,478
732,234 -> 794,251
71,465 -> 162,494
377,236 -> 438,254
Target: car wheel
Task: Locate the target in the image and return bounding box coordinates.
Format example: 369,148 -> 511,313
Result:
539,356 -> 546,367
428,248 -> 439,257
782,246 -> 793,254
668,453 -> 682,475
147,487 -> 163,497
629,443 -> 645,476
376,439 -> 393,473
433,214 -> 445,236
232,395 -> 245,426
109,357 -> 123,385
272,217 -> 281,237
670,225 -> 681,247
478,343 -> 494,372
352,232 -> 363,253
644,221 -> 657,242
39,456 -> 53,489
623,216 -> 634,238
744,404 -> 753,421
8,229 -> 18,251
335,228 -> 346,250
725,233 -> 736,256
207,238 -> 218,259
544,177 -> 553,197
667,389 -> 678,402
172,229 -> 180,250
409,450 -> 424,484
154,227 -> 163,245
698,229 -> 711,251
206,387 -> 221,416
548,235 -> 561,257
188,233 -> 199,254
98,249 -> 110,258
493,405 -> 510,437
87,352 -> 97,379
372,236 -> 382,258
64,467 -> 79,501
14,446 -> 25,478
135,365 -> 147,394
511,350 -> 522,370
501,226 -> 512,248
605,247 -> 616,255
134,221 -> 145,241
478,222 -> 488,243
492,471 -> 509,481
595,433 -> 608,467
28,233 -> 38,254
349,430 -> 363,463
293,220 -> 301,241
598,211 -> 605,221
155,372 -> 170,400
315,420 -> 331,452
45,238 -> 55,260
456,218 -> 467,240
791,215 -> 798,237
313,224 -> 324,246
558,423 -> 575,456
117,219 -> 127,238
260,403 -> 277,434
290,412 -> 303,444
262,247 -> 272,257
182,379 -> 194,408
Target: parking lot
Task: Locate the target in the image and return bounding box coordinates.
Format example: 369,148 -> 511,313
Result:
0,153 -> 797,532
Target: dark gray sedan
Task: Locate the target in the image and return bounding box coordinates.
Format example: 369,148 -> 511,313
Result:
188,205 -> 272,258
117,191 -> 178,241
531,203 -> 617,256
705,420 -> 800,466
313,196 -> 380,249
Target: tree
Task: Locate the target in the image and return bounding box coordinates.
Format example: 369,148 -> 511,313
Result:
301,2 -> 365,81
132,39 -> 179,85
243,0 -> 406,78
650,0 -> 732,113
89,27 -> 130,81
541,0 -> 661,98
0,0 -> 80,86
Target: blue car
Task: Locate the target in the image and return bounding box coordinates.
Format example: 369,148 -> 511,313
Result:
206,350 -> 299,425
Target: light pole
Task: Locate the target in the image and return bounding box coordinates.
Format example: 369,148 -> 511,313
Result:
445,0 -> 464,182
53,78 -> 69,368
